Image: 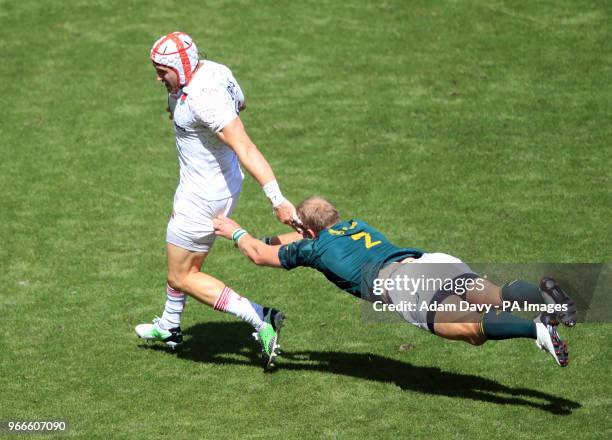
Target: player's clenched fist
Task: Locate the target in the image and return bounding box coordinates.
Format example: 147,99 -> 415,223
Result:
274,199 -> 304,232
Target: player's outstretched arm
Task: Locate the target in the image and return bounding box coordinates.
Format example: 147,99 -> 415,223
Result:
217,118 -> 302,230
213,216 -> 283,267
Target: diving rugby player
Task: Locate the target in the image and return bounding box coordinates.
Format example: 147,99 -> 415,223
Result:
213,197 -> 577,367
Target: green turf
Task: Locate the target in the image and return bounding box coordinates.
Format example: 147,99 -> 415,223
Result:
1,0 -> 611,438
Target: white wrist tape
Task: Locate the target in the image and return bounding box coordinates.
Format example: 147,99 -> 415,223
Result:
263,180 -> 286,208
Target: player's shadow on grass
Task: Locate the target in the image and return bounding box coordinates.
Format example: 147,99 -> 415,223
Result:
138,321 -> 580,415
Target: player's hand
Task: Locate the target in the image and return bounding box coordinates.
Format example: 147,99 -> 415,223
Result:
213,216 -> 242,240
274,199 -> 303,232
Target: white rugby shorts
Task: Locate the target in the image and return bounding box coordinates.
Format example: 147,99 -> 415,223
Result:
166,189 -> 240,253
378,253 -> 477,332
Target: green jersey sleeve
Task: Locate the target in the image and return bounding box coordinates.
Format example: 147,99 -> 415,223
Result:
278,239 -> 317,270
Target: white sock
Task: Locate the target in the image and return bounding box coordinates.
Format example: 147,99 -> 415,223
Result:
213,286 -> 266,331
158,284 -> 186,330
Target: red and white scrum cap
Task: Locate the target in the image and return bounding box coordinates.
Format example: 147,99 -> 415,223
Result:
150,32 -> 199,86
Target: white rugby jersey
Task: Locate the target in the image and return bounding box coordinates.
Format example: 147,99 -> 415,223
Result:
168,60 -> 245,201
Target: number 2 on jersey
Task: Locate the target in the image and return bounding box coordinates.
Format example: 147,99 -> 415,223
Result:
351,232 -> 381,249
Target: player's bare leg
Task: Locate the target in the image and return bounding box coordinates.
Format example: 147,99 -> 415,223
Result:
432,294 -> 569,366
433,294 -> 486,345
165,243 -> 222,306
136,243 -> 284,368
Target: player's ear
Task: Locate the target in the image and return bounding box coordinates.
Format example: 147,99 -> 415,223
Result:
304,228 -> 316,239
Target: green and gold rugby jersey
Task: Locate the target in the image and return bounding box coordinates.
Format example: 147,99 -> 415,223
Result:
278,219 -> 423,298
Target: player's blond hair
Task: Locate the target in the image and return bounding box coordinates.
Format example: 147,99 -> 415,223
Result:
297,196 -> 340,233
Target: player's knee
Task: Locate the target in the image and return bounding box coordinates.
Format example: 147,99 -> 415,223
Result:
467,335 -> 487,346
464,322 -> 487,346
436,322 -> 486,346
167,272 -> 188,292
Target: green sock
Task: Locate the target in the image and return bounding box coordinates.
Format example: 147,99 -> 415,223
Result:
481,311 -> 537,340
501,280 -> 543,305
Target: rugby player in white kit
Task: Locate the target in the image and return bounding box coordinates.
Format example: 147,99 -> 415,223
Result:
135,32 -> 298,369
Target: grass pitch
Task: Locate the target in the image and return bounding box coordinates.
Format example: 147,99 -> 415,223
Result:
1,0 -> 611,438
